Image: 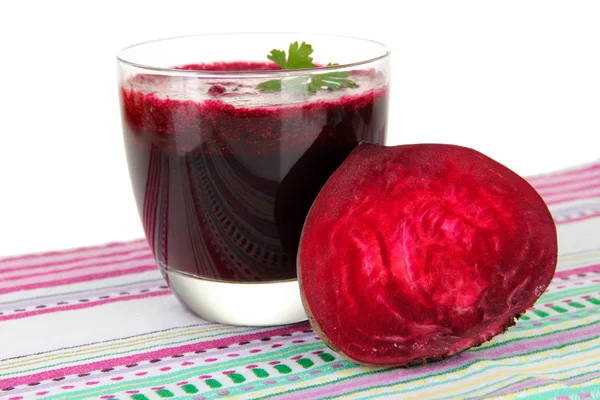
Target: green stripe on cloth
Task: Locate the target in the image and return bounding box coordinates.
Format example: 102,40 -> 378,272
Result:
48,335 -> 600,400
539,284 -> 600,303
40,342 -> 326,400
282,341 -> 600,400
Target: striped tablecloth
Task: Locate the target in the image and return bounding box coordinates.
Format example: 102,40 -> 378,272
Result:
2,161 -> 600,400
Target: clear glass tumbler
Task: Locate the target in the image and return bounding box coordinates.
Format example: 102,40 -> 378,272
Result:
117,33 -> 390,326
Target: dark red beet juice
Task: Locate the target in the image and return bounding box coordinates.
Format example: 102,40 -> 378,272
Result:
121,62 -> 388,282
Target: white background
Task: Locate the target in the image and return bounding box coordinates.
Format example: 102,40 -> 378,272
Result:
0,1 -> 599,257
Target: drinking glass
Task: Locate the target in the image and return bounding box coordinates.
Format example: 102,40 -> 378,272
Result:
117,33 -> 390,326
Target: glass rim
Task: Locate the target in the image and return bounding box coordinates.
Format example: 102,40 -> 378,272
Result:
116,32 -> 391,77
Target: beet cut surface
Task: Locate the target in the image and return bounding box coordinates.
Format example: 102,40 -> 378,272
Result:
298,143 -> 558,367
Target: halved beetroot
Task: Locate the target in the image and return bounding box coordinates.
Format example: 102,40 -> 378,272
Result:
298,143 -> 557,367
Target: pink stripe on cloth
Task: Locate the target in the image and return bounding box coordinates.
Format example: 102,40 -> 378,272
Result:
0,290 -> 171,322
0,240 -> 148,270
0,323 -> 311,388
0,265 -> 158,295
537,179 -> 600,197
533,170 -> 600,191
543,188 -> 600,206
553,264 -> 600,279
0,254 -> 155,283
0,247 -> 152,276
527,163 -> 600,184
0,259 -> 157,290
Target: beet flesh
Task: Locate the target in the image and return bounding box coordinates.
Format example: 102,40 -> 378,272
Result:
298,143 -> 558,367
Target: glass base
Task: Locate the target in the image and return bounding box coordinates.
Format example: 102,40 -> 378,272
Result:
163,269 -> 308,326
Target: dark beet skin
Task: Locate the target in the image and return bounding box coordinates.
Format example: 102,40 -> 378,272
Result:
298,143 -> 558,367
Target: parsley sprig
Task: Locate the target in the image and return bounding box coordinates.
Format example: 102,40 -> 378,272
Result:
257,42 -> 358,94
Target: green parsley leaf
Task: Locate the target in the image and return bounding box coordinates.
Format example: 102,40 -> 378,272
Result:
286,42 -> 316,69
266,42 -> 315,70
258,42 -> 358,94
256,79 -> 282,93
267,49 -> 287,69
307,63 -> 359,92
